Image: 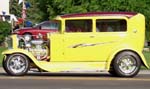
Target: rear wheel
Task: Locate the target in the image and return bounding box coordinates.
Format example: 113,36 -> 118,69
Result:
3,54 -> 30,76
108,68 -> 117,76
112,51 -> 141,77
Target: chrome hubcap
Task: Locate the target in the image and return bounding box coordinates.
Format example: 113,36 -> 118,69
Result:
118,56 -> 136,74
8,55 -> 27,73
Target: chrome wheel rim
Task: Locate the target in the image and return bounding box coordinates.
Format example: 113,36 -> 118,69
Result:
8,55 -> 27,74
118,56 -> 136,74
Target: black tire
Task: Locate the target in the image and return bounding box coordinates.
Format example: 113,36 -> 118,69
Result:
108,68 -> 117,76
2,58 -> 7,73
3,54 -> 30,76
112,51 -> 141,77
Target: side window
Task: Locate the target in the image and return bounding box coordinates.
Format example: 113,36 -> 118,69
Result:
65,19 -> 92,32
96,19 -> 127,32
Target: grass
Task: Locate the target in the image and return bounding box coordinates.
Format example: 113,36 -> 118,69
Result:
0,47 -> 6,66
0,47 -> 150,69
143,51 -> 150,67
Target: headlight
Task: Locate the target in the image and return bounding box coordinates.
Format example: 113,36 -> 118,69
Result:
24,34 -> 32,42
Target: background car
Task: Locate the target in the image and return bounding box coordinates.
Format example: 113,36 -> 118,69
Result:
13,21 -> 59,39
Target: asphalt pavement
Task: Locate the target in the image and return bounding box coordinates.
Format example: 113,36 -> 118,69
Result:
1,67 -> 150,89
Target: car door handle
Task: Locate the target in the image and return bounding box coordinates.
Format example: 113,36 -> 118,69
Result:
90,36 -> 95,38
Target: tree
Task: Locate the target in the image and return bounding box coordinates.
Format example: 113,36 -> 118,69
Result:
10,0 -> 22,17
10,0 -> 150,40
26,0 -> 44,23
0,21 -> 11,45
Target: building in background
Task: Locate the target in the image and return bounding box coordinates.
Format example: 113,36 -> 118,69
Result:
0,0 -> 17,22
0,0 -> 9,15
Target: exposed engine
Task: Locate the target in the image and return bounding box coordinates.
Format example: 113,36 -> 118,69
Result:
18,34 -> 49,61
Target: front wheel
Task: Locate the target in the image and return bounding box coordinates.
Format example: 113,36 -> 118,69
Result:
3,54 -> 30,76
112,51 -> 141,77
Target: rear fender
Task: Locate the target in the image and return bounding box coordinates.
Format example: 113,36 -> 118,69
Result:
106,48 -> 149,70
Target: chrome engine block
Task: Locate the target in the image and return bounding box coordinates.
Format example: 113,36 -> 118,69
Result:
18,35 -> 49,61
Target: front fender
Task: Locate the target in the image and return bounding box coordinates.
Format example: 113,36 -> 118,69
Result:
2,49 -> 39,64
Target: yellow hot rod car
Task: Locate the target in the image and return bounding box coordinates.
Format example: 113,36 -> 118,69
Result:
2,12 -> 149,77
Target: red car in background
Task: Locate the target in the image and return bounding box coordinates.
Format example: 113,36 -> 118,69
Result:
13,21 -> 59,39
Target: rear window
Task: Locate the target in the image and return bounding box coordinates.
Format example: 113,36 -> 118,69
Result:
96,19 -> 127,32
34,21 -> 59,30
41,22 -> 59,30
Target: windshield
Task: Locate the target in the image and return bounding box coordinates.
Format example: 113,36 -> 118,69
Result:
34,21 -> 60,30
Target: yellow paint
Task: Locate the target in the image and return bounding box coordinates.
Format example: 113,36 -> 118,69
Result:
2,13 -> 149,72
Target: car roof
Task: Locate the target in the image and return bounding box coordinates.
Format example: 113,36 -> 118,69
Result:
60,12 -> 137,18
